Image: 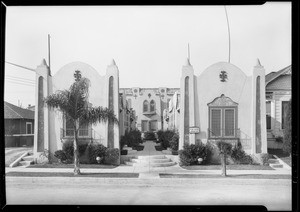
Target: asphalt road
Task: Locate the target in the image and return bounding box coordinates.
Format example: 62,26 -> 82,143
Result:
5,177 -> 291,210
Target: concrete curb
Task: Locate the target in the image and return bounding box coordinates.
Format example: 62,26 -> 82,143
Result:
273,155 -> 291,170
9,151 -> 29,168
5,176 -> 291,186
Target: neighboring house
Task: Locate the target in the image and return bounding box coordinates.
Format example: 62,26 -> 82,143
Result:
27,104 -> 35,111
265,65 -> 291,149
4,101 -> 35,147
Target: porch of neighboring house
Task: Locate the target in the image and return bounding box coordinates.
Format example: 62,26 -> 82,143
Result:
265,65 -> 291,150
4,101 -> 35,147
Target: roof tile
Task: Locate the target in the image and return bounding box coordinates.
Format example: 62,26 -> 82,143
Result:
4,101 -> 35,119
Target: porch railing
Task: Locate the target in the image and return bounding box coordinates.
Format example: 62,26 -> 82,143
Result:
60,128 -> 104,144
207,128 -> 252,150
208,128 -> 240,138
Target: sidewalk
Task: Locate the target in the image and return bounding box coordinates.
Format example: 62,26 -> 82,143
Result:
5,140 -> 292,177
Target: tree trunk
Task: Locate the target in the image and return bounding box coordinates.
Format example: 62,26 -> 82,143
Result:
221,153 -> 227,177
73,121 -> 80,175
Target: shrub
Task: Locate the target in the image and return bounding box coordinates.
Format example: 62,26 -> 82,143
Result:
161,130 -> 176,149
78,143 -> 88,155
275,136 -> 283,143
156,130 -> 164,142
121,130 -> 143,148
231,142 -> 253,164
252,153 -> 270,166
178,150 -> 194,166
120,132 -> 129,150
170,133 -> 179,151
143,131 -> 156,140
121,149 -> 128,155
62,140 -> 74,159
104,148 -> 120,165
128,130 -> 143,147
54,150 -> 72,163
283,99 -> 292,154
87,143 -> 107,164
178,142 -> 210,166
217,141 -> 233,156
62,140 -> 88,159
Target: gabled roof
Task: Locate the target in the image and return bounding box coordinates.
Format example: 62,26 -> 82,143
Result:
266,75 -> 291,90
4,101 -> 35,119
265,65 -> 291,86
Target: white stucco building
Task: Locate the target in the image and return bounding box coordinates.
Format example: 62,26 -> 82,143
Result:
33,59 -> 121,161
178,58 -> 268,155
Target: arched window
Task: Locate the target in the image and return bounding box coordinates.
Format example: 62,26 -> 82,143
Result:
150,100 -> 155,112
143,100 -> 149,112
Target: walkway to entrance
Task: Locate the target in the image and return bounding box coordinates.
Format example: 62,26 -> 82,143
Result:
134,140 -> 164,156
121,140 -> 181,178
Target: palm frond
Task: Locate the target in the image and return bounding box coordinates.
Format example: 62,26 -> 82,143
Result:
44,90 -> 70,112
80,106 -> 119,126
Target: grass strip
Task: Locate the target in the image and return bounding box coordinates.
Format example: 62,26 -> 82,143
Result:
181,165 -> 274,170
160,173 -> 291,179
6,172 -> 139,178
27,163 -> 117,169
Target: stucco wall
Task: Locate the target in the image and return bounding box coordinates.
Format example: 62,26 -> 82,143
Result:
50,62 -> 109,150
195,62 -> 252,143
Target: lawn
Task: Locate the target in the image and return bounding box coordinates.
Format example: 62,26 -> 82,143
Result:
181,164 -> 274,170
28,163 -> 117,169
268,148 -> 291,167
6,171 -> 139,178
160,173 -> 291,179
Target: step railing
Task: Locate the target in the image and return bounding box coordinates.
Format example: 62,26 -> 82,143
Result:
207,128 -> 252,150
60,128 -> 104,144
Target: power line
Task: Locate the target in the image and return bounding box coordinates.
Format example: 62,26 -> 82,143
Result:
5,80 -> 35,87
5,77 -> 35,85
5,75 -> 35,82
224,6 -> 231,63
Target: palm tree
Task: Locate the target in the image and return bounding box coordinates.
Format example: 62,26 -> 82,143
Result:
45,77 -> 118,175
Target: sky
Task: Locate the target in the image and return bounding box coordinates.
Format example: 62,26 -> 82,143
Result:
4,3 -> 291,108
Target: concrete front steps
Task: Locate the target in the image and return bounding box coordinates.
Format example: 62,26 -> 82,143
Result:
268,158 -> 283,169
9,152 -> 34,168
125,155 -> 176,167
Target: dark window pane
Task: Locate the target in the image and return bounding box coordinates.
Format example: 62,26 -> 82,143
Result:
225,109 -> 234,136
211,109 -> 221,136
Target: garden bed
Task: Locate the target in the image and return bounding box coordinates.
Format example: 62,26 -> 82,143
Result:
27,163 -> 117,169
154,145 -> 166,151
132,145 -> 144,151
6,171 -> 139,178
181,164 -> 274,170
160,173 -> 290,179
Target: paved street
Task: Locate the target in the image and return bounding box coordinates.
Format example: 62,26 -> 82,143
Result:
6,177 -> 291,210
